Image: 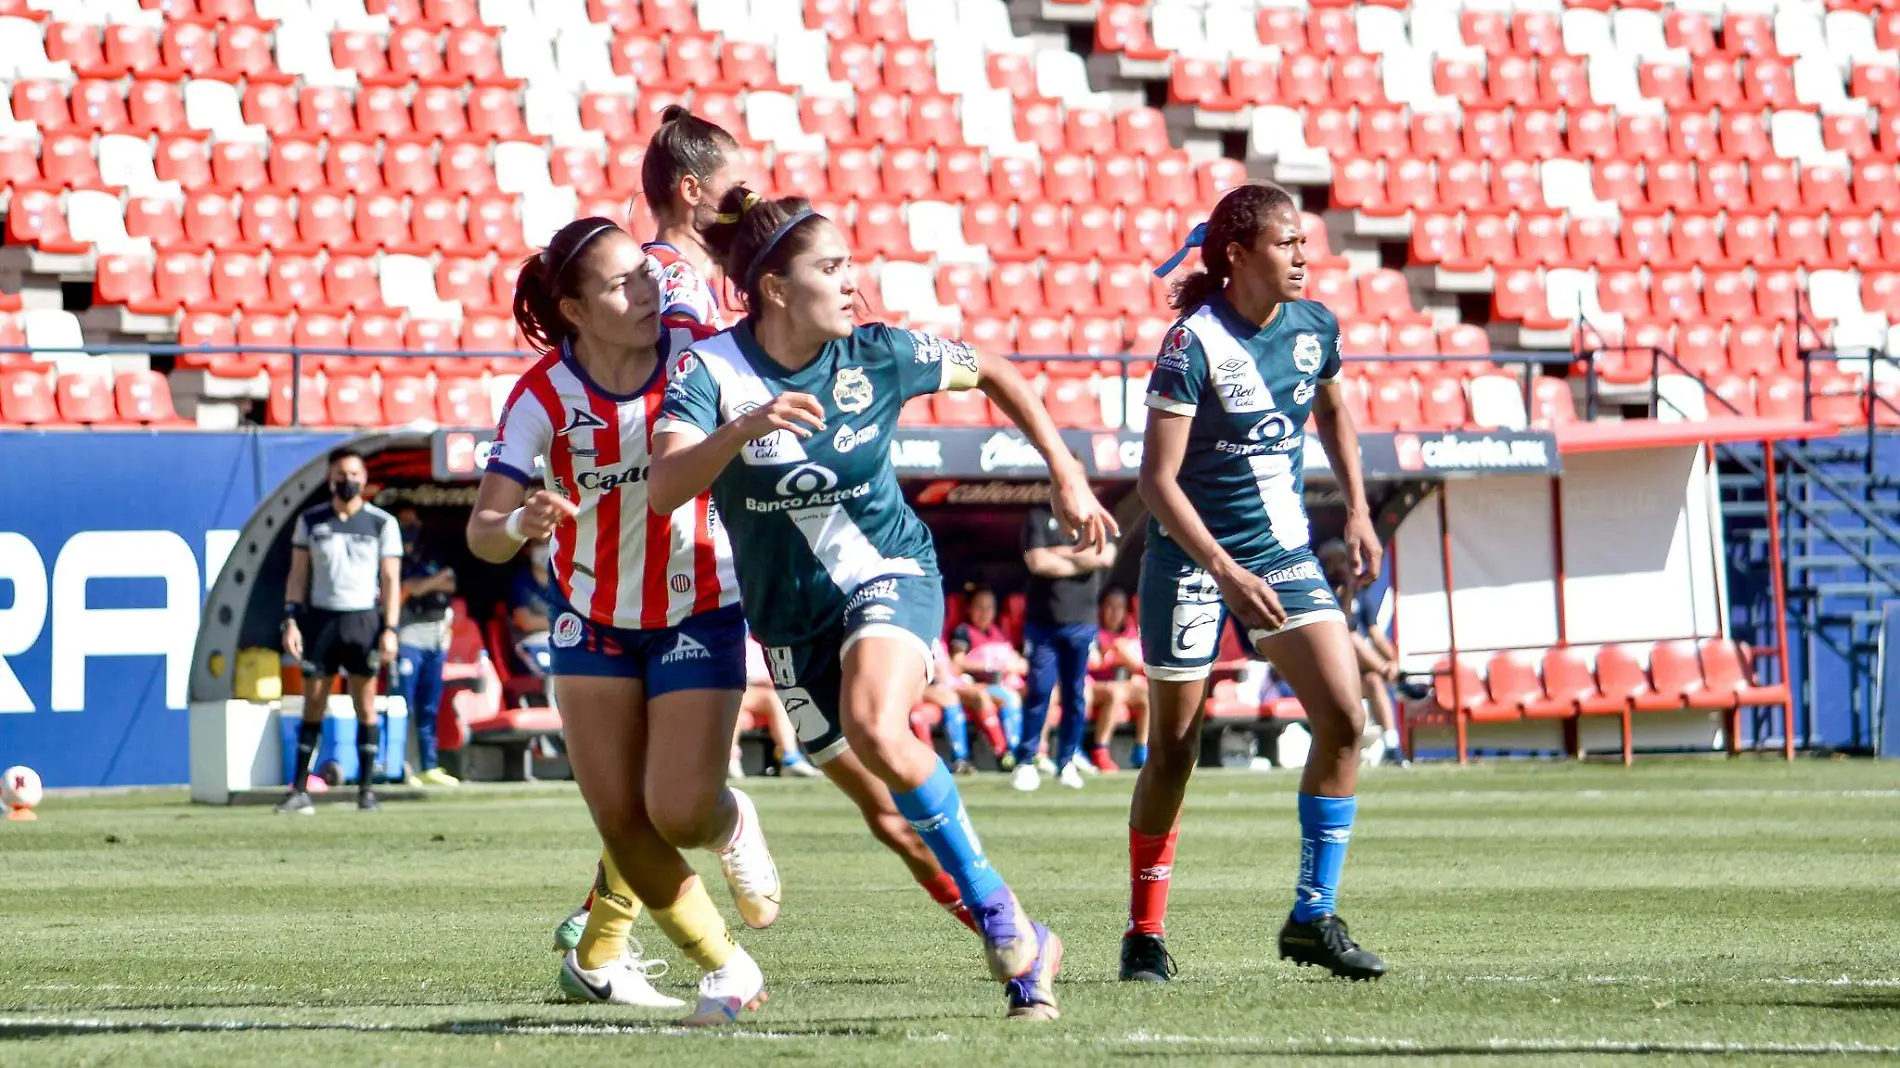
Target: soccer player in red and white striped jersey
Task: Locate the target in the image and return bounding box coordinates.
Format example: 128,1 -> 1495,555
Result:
469,217 -> 775,1025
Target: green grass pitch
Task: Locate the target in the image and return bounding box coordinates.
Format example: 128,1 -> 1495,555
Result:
4,760 -> 1898,1066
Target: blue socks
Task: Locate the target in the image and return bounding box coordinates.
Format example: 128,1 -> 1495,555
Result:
994,688 -> 1023,751
1129,743 -> 1148,769
1293,793 -> 1356,922
940,699 -> 969,761
893,759 -> 1007,910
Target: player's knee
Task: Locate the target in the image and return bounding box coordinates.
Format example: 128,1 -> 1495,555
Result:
1145,731 -> 1198,779
645,785 -> 722,848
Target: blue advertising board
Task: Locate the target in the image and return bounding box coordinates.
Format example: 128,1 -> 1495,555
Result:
0,429 -> 343,787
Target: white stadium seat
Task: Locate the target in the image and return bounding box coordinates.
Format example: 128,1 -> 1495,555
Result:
96,135 -> 180,200
380,254 -> 461,320
0,16 -> 75,81
524,85 -> 604,148
65,188 -> 151,257
519,186 -> 579,250
744,91 -> 823,152
1468,375 -> 1530,430
495,142 -> 554,195
182,80 -> 265,143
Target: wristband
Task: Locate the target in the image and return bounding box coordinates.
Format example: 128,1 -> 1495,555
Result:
504,506 -> 528,541
283,603 -> 301,621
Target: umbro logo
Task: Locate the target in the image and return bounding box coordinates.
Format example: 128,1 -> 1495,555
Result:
1137,864 -> 1172,882
561,407 -> 609,435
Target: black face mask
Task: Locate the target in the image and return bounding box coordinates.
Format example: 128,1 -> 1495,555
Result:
332,480 -> 363,502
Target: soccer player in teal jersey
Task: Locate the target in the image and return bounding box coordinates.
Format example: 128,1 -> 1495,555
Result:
1120,183 -> 1389,984
649,185 -> 1120,1020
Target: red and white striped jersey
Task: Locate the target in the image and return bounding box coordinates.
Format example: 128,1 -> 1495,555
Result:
488,333 -> 739,631
645,241 -> 726,328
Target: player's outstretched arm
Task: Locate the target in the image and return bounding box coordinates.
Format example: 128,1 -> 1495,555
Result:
466,473 -> 575,564
974,349 -> 1120,552
649,393 -> 826,514
1311,382 -> 1381,585
1139,411 -> 1286,631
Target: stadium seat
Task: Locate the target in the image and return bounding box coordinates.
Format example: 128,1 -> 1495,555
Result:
0,369 -> 62,426
55,372 -> 117,425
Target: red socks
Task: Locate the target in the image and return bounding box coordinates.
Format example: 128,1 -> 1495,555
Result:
1127,823 -> 1179,937
919,870 -> 979,934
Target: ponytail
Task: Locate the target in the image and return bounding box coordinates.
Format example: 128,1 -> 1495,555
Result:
642,105 -> 738,216
512,216 -> 622,354
701,184 -> 824,313
1166,182 -> 1296,312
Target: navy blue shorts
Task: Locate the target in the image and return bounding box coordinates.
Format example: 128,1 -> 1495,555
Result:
1139,549 -> 1345,683
547,600 -> 747,698
759,574 -> 943,765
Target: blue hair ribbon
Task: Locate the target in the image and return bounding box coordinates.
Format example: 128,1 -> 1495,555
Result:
1153,221 -> 1208,278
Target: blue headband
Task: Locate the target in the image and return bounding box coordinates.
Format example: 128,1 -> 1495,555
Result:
744,210 -> 819,290
1153,221 -> 1208,278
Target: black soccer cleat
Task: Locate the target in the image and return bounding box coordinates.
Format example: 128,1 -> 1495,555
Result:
1278,912 -> 1386,980
274,791 -> 314,816
356,790 -> 382,812
1119,932 -> 1178,983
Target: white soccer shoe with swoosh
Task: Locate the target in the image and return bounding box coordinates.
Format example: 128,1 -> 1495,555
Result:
679,945 -> 768,1027
558,946 -> 684,1009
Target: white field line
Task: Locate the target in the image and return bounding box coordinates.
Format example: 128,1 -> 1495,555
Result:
8,1016 -> 1900,1054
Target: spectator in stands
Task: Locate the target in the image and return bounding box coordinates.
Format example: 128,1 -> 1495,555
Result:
1088,587 -> 1148,773
1014,504 -> 1118,791
737,638 -> 820,779
948,585 -> 1026,769
508,542 -> 554,679
394,507 -> 459,787
1317,540 -> 1403,765
923,638 -> 987,775
277,447 -> 403,814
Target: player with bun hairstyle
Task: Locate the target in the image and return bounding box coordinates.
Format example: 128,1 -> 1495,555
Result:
1119,183 -> 1388,985
550,110 -> 990,974
649,186 -> 1120,1020
468,216 -> 777,1025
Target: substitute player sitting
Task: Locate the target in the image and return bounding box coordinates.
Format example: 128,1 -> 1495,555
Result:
650,186 -> 1119,1020
1121,184 -> 1389,985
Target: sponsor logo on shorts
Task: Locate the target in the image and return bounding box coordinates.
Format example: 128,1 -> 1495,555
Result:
1291,333 -> 1323,374
660,633 -> 711,664
860,604 -> 896,624
1170,605 -> 1219,658
1262,560 -> 1323,587
832,422 -> 880,454
846,579 -> 901,611
552,613 -> 584,648
779,686 -> 825,741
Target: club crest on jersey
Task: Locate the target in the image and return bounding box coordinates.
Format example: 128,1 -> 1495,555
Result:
833,367 -> 873,414
1157,326 -> 1192,372
1292,333 -> 1323,374
560,407 -> 609,435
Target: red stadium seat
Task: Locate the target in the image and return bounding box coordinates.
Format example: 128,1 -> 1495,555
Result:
54,373 -> 117,425
70,79 -> 129,134
0,369 -> 62,426
380,373 -> 433,424
266,252 -> 327,314
324,374 -> 378,427
114,370 -> 189,427
436,375 -> 487,425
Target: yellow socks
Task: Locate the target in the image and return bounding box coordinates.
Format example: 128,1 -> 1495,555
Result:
575,851 -> 642,971
649,877 -> 735,972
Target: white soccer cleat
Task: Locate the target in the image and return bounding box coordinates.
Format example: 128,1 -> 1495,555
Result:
679,945 -> 767,1027
977,894 -> 1041,982
1011,763 -> 1041,792
1057,762 -> 1086,790
558,945 -> 684,1009
716,788 -> 781,929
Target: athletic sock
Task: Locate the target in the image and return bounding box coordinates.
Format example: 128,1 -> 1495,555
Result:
1293,793 -> 1356,922
291,719 -> 321,792
917,870 -> 979,934
355,722 -> 379,792
1382,728 -> 1401,751
649,877 -> 735,972
891,759 -> 1007,912
1128,823 -> 1179,937
996,693 -> 1023,751
1130,743 -> 1149,769
576,850 -> 643,970
940,700 -> 970,761
976,707 -> 1008,758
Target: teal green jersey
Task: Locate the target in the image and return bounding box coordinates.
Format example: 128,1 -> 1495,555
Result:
1143,295 -> 1343,571
654,321 -> 982,646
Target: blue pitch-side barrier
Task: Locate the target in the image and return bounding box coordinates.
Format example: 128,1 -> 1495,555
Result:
0,429 -> 346,787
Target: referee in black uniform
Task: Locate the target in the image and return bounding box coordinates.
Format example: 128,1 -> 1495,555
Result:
277,448 -> 404,813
